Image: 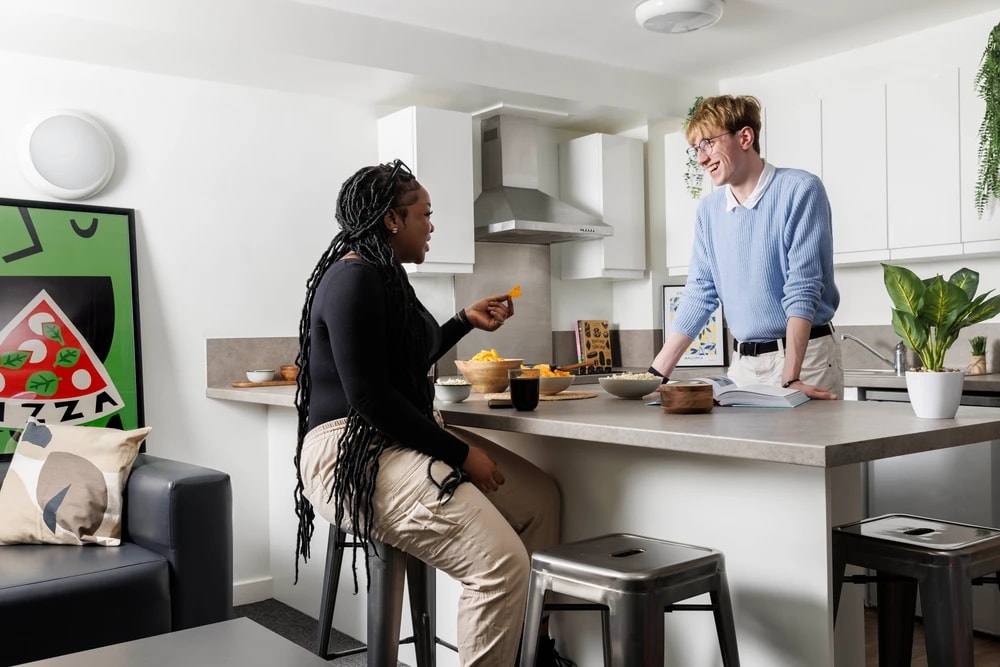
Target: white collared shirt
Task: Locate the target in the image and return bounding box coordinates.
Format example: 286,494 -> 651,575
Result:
725,160 -> 775,211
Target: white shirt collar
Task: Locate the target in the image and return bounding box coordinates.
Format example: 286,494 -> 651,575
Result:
725,160 -> 775,211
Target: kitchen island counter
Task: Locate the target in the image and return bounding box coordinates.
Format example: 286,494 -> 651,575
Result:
434,394 -> 1000,666
209,385 -> 1000,666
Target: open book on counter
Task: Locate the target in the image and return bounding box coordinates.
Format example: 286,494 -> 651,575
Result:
688,375 -> 809,408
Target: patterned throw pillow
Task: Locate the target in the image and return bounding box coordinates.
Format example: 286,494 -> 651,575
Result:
0,418 -> 151,546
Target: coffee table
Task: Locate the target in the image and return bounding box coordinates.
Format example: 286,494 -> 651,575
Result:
21,617 -> 330,666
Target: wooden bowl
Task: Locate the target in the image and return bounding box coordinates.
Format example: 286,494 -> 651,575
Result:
658,382 -> 714,414
454,359 -> 524,394
279,365 -> 299,381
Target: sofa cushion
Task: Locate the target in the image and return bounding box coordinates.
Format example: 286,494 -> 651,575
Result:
0,542 -> 171,665
0,418 -> 151,546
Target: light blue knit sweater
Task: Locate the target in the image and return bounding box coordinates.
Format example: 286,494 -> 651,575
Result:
671,167 -> 840,343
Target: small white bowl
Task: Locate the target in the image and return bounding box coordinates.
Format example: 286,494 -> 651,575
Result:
539,375 -> 575,395
435,380 -> 472,403
598,376 -> 662,399
246,369 -> 275,383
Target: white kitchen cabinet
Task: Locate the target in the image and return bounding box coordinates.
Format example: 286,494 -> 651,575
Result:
821,84 -> 890,265
886,69 -> 962,259
663,130 -> 712,276
763,97 -> 822,178
377,106 -> 474,275
960,63 -> 1000,254
557,133 -> 646,280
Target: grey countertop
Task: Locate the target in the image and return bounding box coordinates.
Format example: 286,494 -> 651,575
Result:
208,382 -> 1000,469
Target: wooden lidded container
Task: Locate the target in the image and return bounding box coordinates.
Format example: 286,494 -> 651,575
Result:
658,382 -> 714,414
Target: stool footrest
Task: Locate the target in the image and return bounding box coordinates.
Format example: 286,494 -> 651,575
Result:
544,602 -> 607,612
435,637 -> 459,653
666,603 -> 714,612
322,646 -> 367,660
843,574 -> 912,585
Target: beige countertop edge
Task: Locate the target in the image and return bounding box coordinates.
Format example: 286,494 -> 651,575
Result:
207,384 -> 1000,469
206,385 -> 296,407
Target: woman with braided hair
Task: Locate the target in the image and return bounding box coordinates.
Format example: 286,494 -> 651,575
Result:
294,160 -> 561,666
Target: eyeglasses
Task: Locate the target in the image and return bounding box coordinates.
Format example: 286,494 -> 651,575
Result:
686,131 -> 735,159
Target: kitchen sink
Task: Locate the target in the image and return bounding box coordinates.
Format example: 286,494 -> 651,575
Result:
843,368 -> 899,376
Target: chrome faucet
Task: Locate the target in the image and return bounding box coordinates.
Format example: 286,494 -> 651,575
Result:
840,333 -> 906,376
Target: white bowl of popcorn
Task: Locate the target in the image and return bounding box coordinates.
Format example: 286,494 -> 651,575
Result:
434,377 -> 472,403
598,372 -> 662,399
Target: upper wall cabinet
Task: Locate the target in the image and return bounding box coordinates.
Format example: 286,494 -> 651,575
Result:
378,106 -> 474,275
821,84 -> 889,265
886,69 -> 962,259
762,98 -> 822,178
558,133 -> 646,280
663,130 -> 712,276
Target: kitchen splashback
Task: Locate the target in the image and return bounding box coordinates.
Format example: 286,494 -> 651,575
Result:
451,242 -> 552,368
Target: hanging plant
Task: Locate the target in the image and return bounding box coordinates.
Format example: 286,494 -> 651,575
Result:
683,96 -> 704,199
975,22 -> 1000,218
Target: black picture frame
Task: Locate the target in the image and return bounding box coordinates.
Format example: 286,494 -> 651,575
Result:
0,198 -> 143,458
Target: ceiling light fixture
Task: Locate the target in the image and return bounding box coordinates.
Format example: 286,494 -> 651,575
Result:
18,110 -> 116,200
635,0 -> 724,34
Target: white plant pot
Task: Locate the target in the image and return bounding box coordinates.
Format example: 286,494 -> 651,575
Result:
905,369 -> 965,419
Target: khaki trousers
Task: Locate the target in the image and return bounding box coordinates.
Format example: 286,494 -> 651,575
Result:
728,333 -> 844,397
300,417 -> 561,667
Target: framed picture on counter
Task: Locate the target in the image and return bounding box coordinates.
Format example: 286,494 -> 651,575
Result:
0,198 -> 144,457
662,285 -> 726,367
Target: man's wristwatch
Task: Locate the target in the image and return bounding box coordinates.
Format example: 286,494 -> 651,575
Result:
782,377 -> 801,388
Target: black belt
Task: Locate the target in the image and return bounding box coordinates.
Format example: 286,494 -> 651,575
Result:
733,324 -> 833,357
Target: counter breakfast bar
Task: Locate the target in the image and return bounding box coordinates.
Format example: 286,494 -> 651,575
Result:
208,383 -> 1000,666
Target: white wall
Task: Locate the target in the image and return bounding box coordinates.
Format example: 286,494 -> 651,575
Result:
0,49 -> 375,591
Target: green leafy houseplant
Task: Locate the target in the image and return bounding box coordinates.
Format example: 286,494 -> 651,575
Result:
683,96 -> 704,199
975,22 -> 1000,218
883,264 -> 1000,371
970,335 -> 988,356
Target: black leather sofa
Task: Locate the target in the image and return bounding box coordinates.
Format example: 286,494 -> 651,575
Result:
0,454 -> 234,666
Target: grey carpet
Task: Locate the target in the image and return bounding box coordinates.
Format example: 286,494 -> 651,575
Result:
234,598 -> 409,666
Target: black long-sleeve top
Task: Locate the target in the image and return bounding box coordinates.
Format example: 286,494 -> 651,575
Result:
306,258 -> 471,466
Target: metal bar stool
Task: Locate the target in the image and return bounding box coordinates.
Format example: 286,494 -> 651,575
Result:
315,525 -> 457,665
519,533 -> 741,667
832,514 -> 1000,667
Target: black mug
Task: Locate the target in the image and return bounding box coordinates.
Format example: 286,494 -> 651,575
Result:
508,368 -> 540,411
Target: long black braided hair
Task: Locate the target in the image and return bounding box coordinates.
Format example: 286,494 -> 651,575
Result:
293,160 -> 429,587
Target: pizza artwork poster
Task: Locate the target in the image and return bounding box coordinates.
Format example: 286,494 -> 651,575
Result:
0,199 -> 143,456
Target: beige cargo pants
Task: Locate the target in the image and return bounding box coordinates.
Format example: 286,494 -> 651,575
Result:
301,417 -> 561,666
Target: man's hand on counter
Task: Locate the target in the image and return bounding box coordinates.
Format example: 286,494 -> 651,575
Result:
791,379 -> 840,400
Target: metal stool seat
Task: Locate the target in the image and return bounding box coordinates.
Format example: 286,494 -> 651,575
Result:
519,533 -> 740,667
832,513 -> 1000,667
315,525 -> 456,665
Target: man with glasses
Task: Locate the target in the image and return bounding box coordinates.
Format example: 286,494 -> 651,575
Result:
649,94 -> 843,399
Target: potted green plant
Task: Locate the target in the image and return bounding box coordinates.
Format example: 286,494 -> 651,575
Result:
969,335 -> 988,375
683,96 -> 705,199
974,22 -> 1000,218
883,263 -> 1000,417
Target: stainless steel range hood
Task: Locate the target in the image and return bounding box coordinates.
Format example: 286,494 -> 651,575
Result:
474,115 -> 613,244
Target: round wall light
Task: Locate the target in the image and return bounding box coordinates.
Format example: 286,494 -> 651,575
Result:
18,110 -> 116,200
635,0 -> 724,34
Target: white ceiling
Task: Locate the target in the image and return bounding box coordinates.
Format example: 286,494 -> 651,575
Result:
295,0 -> 998,79
2,0 -> 998,132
